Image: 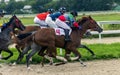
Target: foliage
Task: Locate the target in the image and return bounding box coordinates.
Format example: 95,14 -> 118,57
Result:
5,1 -> 25,14
0,0 -> 120,14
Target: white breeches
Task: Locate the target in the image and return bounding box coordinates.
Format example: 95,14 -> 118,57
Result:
34,17 -> 48,27
55,19 -> 72,35
45,17 -> 58,28
0,28 -> 1,32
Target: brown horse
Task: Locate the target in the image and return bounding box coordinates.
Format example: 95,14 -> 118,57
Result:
16,16 -> 103,69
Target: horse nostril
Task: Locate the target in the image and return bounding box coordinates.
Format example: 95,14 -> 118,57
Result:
99,28 -> 103,33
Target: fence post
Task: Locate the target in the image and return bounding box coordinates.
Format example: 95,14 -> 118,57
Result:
59,48 -> 63,55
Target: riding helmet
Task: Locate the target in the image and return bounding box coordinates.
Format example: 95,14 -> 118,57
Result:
70,10 -> 78,17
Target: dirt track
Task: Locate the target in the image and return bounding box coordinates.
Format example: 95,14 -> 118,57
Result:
0,59 -> 120,75
1,37 -> 120,75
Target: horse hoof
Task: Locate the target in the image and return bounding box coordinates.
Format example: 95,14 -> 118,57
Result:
12,62 -> 16,66
80,63 -> 87,67
49,62 -> 53,65
27,67 -> 33,71
92,55 -> 96,58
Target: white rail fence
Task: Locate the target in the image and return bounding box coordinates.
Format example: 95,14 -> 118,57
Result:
91,21 -> 120,42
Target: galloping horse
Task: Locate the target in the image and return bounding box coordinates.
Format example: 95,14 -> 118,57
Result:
16,16 -> 103,69
0,15 -> 25,60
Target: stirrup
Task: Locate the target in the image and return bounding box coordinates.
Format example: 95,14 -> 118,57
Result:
65,38 -> 71,42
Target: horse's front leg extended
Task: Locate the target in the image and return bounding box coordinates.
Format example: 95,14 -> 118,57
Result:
2,48 -> 13,60
68,48 -> 86,67
79,44 -> 95,56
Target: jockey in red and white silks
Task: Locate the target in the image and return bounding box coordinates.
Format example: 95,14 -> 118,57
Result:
34,12 -> 49,28
55,15 -> 72,35
34,9 -> 55,28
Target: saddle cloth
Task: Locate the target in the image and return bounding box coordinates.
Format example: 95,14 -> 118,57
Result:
54,28 -> 65,35
41,27 -> 65,35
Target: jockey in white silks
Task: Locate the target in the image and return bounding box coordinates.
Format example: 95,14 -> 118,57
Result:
34,8 -> 54,28
55,10 -> 79,41
45,7 -> 66,28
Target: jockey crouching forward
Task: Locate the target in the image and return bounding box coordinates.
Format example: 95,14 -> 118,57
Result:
34,9 -> 54,28
0,9 -> 6,32
45,7 -> 66,28
55,11 -> 79,42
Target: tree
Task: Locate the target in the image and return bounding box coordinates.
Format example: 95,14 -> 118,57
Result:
5,1 -> 25,14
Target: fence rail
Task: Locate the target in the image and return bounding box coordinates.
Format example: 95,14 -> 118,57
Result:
91,21 -> 120,42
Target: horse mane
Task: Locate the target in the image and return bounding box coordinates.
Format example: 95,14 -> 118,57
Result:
5,15 -> 17,28
77,16 -> 91,25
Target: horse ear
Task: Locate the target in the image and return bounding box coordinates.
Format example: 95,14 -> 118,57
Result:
12,14 -> 16,17
88,15 -> 92,19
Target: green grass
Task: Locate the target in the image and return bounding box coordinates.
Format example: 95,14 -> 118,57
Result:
1,43 -> 120,64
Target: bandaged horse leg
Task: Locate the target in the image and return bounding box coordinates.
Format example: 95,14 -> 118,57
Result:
56,55 -> 67,63
44,55 -> 53,65
66,48 -> 86,67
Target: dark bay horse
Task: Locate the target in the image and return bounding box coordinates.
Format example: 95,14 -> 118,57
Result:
12,25 -> 40,55
0,15 -> 25,60
16,16 -> 103,69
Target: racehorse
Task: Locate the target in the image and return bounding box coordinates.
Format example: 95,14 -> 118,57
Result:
0,15 -> 25,60
12,25 -> 95,60
16,16 -> 103,69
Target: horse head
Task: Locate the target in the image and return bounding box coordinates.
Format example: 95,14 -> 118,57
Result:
8,15 -> 25,31
78,16 -> 103,33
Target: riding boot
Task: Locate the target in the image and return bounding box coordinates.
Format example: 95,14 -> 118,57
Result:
64,29 -> 71,42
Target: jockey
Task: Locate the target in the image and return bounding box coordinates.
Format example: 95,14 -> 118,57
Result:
0,9 -> 5,18
55,10 -> 79,42
34,8 -> 54,28
45,7 -> 66,28
0,9 -> 6,32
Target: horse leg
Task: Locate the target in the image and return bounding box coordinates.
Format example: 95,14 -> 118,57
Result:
26,47 -> 41,70
16,45 -> 31,64
38,47 -> 49,66
48,47 -> 68,66
15,45 -> 22,56
64,49 -> 71,61
42,47 -> 56,65
79,44 -> 95,56
0,50 -> 2,59
2,48 -> 13,60
68,48 -> 86,66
